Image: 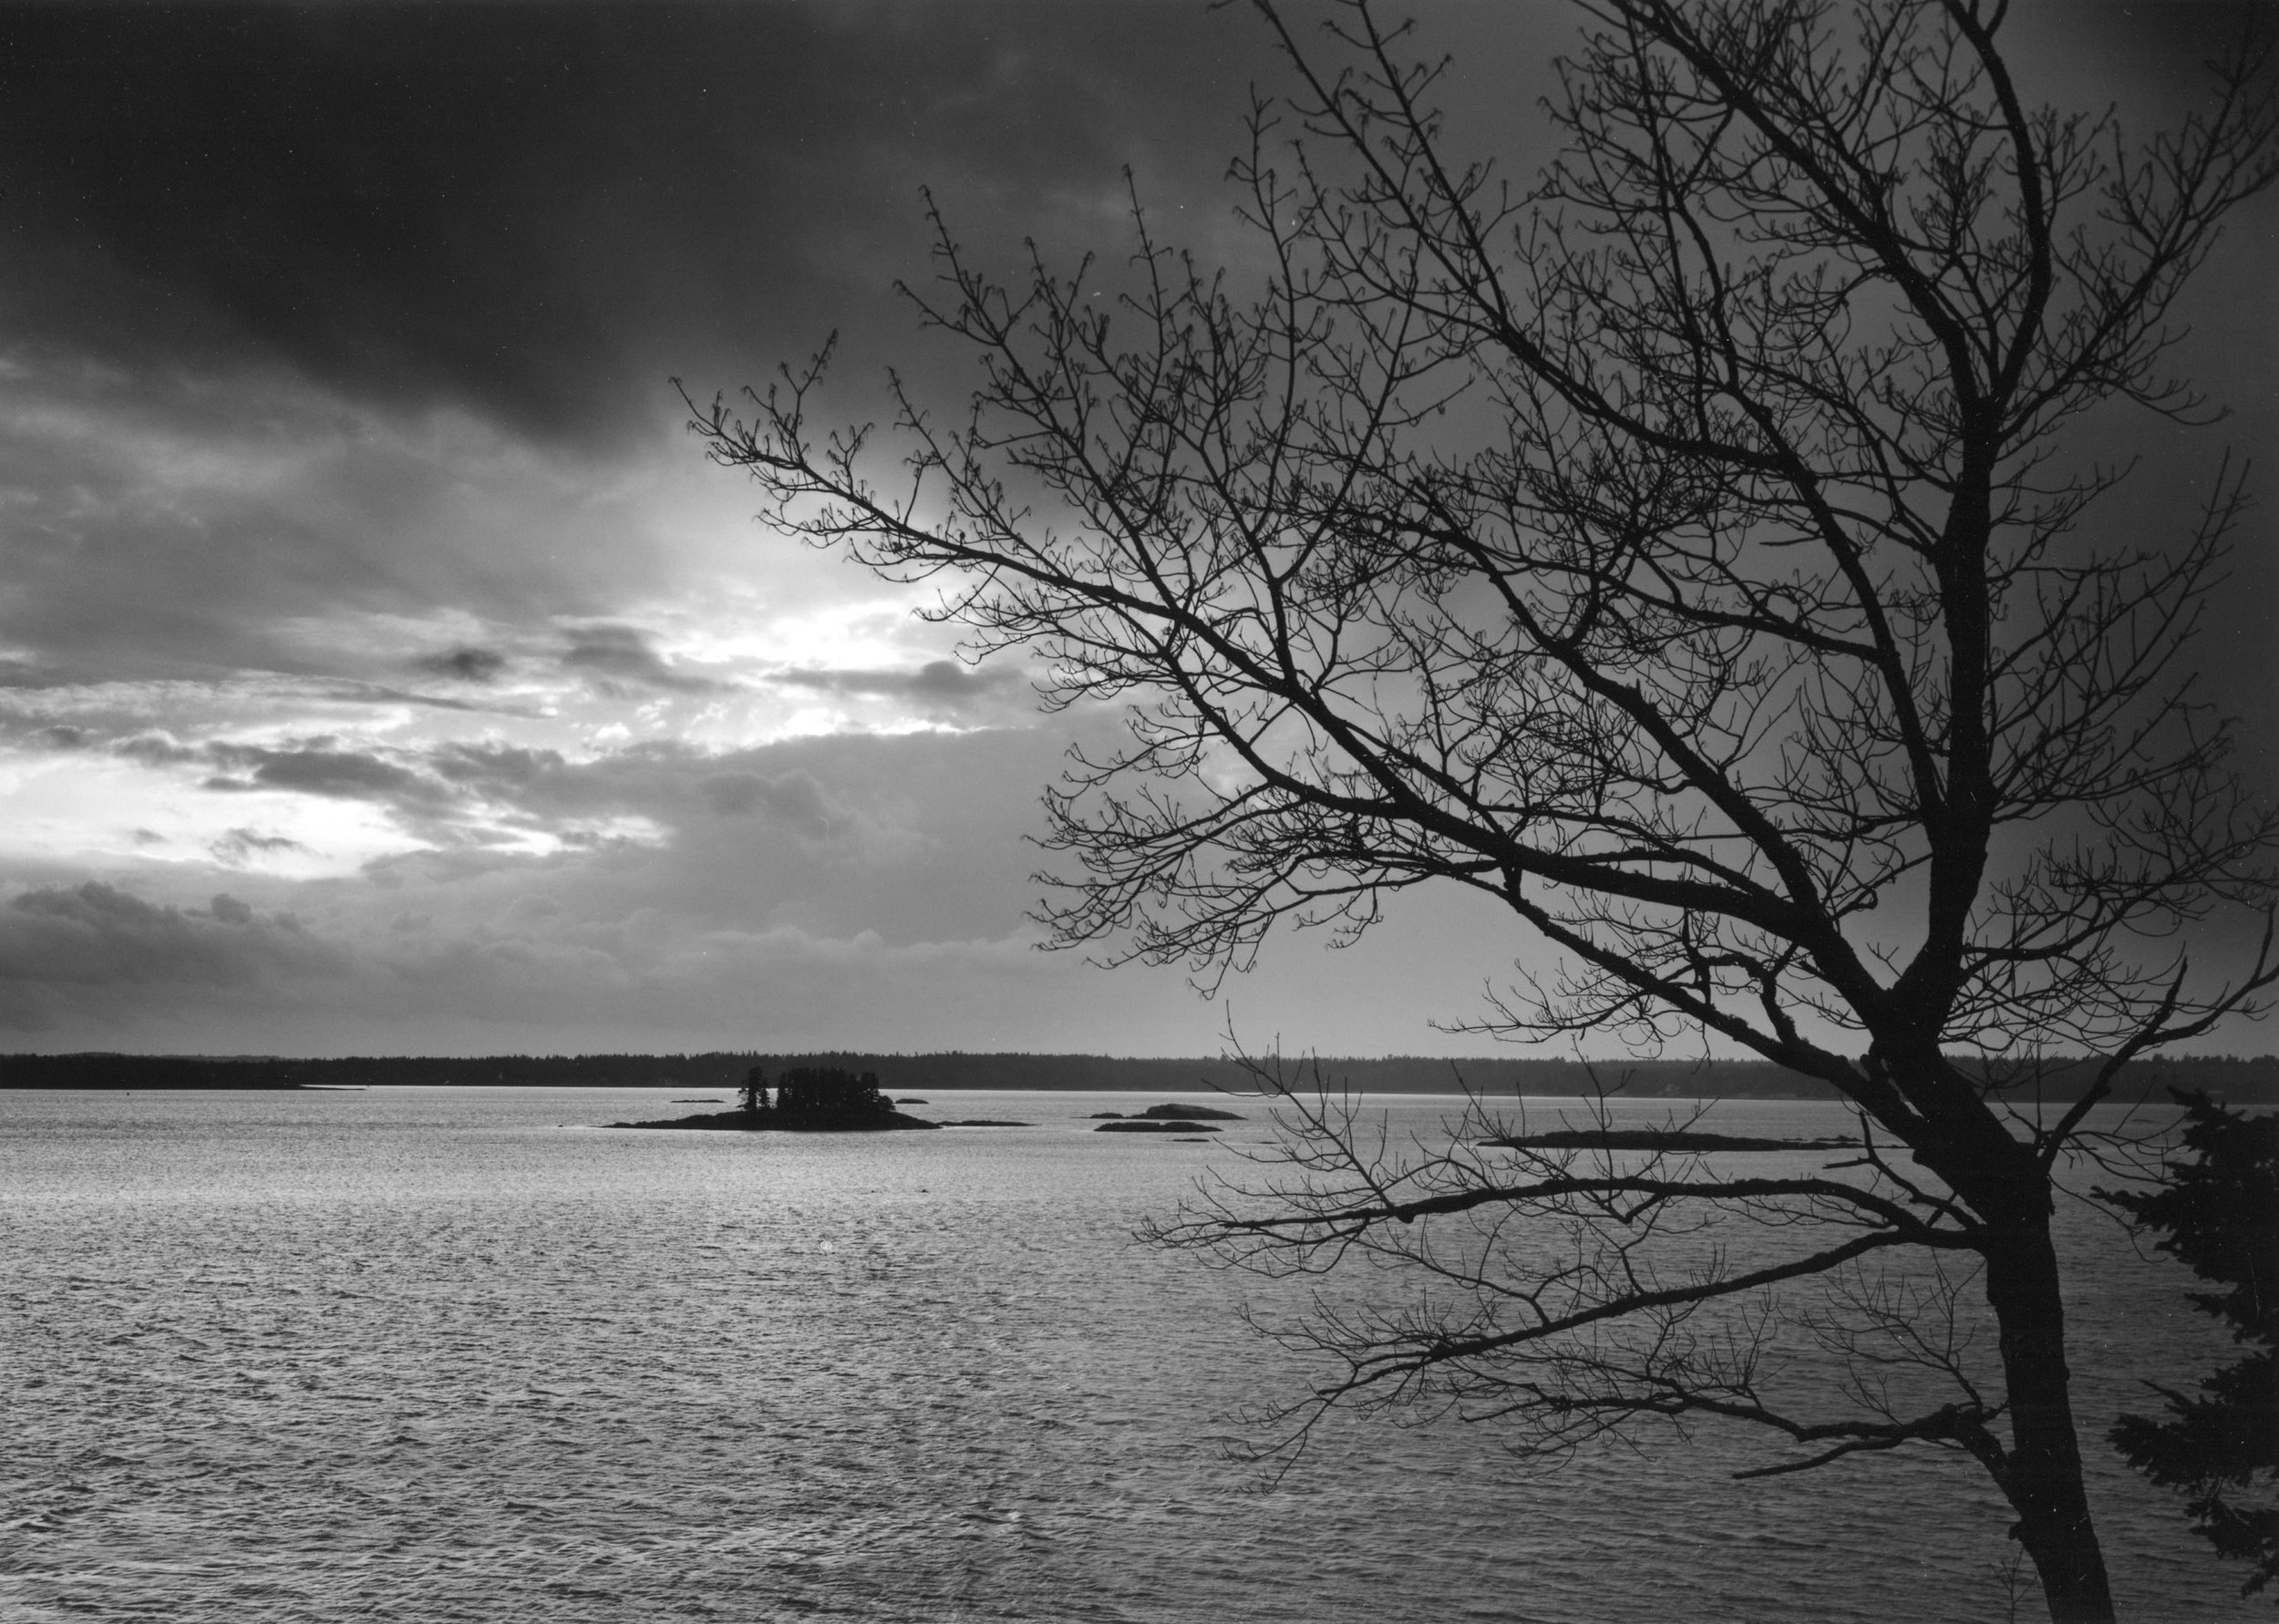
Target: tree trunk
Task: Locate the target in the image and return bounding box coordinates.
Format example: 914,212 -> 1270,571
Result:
1984,1220 -> 2118,1623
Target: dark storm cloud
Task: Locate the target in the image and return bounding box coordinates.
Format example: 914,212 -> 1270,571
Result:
116,735 -> 207,769
0,882 -> 345,1021
326,683 -> 504,716
693,768 -> 840,836
561,625 -> 718,694
422,740 -> 854,841
87,724 -> 873,850
418,648 -> 509,684
0,3 -> 1273,447
5,0 -> 2259,721
205,743 -> 447,804
781,659 -> 1025,703
0,0 -> 2259,464
0,2 -> 1295,708
211,829 -> 311,867
428,743 -> 562,792
0,344 -> 705,691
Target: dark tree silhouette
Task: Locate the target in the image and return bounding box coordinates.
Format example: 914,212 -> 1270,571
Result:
2105,1092 -> 2279,1597
740,1065 -> 770,1115
773,1067 -> 892,1125
688,2 -> 2277,1616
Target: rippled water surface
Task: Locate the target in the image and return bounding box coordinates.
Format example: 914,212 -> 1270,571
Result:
0,1087 -> 2247,1620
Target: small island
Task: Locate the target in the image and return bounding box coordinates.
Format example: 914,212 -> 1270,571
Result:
1094,1102 -> 1245,1134
612,1066 -> 940,1132
1092,1102 -> 1245,1122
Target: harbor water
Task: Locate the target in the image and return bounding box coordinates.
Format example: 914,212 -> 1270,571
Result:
0,1087 -> 2247,1621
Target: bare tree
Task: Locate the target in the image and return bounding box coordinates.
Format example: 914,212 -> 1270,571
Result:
686,1 -> 2277,1617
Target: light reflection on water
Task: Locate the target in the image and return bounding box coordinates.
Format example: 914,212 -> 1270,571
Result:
0,1087 -> 2243,1621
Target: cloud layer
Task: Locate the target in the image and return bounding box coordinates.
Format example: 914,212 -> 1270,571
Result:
0,2 -> 2268,1055
0,713 -> 1541,1054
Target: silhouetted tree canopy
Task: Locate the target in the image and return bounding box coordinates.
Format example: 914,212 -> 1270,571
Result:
771,1067 -> 892,1125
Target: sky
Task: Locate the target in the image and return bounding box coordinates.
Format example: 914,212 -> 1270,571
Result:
0,1 -> 2270,1058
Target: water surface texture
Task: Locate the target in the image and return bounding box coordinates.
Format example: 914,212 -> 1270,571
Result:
1,1088 -> 2246,1620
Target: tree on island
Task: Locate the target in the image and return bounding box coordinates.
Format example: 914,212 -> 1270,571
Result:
740,1066 -> 770,1115
689,1 -> 2277,1616
772,1067 -> 892,1125
2104,1093 -> 2279,1598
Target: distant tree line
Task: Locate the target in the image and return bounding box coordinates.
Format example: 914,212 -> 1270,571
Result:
0,1053 -> 768,1090
4,1049 -> 2274,1103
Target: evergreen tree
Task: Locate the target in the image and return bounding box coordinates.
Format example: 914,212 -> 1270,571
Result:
774,1066 -> 891,1125
2107,1093 -> 2279,1597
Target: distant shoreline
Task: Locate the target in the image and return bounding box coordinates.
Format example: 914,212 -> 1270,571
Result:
5,1050 -> 2274,1104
